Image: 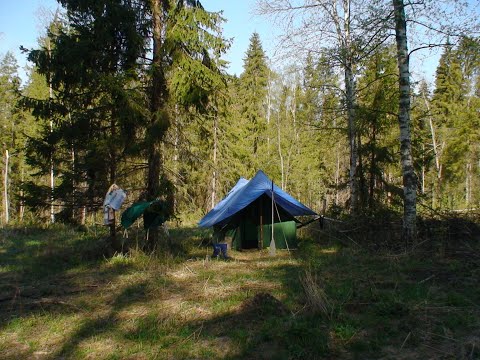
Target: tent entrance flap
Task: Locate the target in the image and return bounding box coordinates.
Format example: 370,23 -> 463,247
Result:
229,196 -> 297,250
231,220 -> 297,250
240,219 -> 258,249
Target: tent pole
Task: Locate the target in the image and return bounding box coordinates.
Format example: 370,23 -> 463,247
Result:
270,180 -> 276,256
259,196 -> 263,249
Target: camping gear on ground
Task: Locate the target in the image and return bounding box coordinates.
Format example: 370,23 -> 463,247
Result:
121,200 -> 169,229
199,170 -> 317,250
211,226 -> 229,258
212,243 -> 228,258
103,184 -> 127,225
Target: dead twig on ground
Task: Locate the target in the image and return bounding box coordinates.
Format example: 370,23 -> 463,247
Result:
400,331 -> 412,350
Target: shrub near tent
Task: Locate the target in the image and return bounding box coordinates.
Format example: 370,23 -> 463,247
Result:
199,170 -> 317,250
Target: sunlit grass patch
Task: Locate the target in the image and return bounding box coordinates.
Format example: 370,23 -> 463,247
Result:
1,224 -> 479,359
75,337 -> 121,359
332,322 -> 358,342
0,313 -> 83,359
320,247 -> 338,254
105,252 -> 135,267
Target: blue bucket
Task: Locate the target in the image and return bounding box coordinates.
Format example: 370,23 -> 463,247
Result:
212,243 -> 228,258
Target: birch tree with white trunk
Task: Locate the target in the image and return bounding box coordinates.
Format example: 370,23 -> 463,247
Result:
392,0 -> 417,245
256,0 -> 391,212
3,150 -> 9,225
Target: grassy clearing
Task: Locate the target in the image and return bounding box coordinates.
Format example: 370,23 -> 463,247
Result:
0,223 -> 479,359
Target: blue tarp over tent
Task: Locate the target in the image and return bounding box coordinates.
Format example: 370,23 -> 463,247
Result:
199,170 -> 316,228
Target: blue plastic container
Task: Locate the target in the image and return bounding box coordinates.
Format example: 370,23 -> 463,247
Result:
212,243 -> 228,258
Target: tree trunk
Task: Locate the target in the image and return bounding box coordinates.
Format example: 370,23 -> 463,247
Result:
466,161 -> 472,207
173,105 -> 179,214
335,145 -> 340,206
3,149 -> 9,225
290,84 -> 298,143
81,204 -> 86,225
343,0 -> 358,214
421,144 -> 425,194
211,114 -> 218,210
47,38 -> 55,224
368,121 -> 377,208
109,117 -> 122,252
421,91 -> 441,173
19,166 -> 24,222
422,91 -> 443,206
71,143 -> 76,222
357,132 -> 365,208
266,69 -> 273,159
345,67 -> 358,213
393,0 -> 417,246
276,113 -> 285,190
146,0 -> 169,252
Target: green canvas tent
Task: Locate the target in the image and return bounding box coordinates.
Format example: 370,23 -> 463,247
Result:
198,170 -> 317,250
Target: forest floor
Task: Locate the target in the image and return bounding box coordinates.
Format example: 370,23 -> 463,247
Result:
0,223 -> 479,359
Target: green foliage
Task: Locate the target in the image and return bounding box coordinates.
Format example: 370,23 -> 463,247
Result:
356,45 -> 400,210
18,0 -> 230,232
333,323 -> 357,341
0,52 -> 33,225
294,53 -> 346,209
428,38 -> 480,208
21,4 -> 149,223
236,32 -> 269,173
2,2 -> 478,228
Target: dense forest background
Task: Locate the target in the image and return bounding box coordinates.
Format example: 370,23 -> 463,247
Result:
1,2 -> 480,358
1,0 -> 479,237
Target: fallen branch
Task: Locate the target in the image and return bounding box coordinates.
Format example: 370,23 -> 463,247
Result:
400,332 -> 411,349
419,275 -> 435,284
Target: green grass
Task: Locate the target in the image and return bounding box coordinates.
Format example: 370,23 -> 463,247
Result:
0,224 -> 479,359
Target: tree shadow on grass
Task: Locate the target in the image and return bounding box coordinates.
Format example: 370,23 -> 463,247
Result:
197,251 -> 336,359
0,226 -> 134,329
115,255 -> 333,359
0,227 -> 340,359
50,281 -> 149,359
163,291 -> 329,360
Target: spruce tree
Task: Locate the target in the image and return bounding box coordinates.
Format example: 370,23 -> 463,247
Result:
0,52 -> 23,224
21,0 -> 229,251
237,32 -> 269,175
432,38 -> 480,207
431,45 -> 467,207
23,2 -> 149,251
145,0 -> 228,250
356,46 -> 399,210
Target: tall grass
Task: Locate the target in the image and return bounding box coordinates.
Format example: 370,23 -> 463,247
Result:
300,269 -> 334,320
